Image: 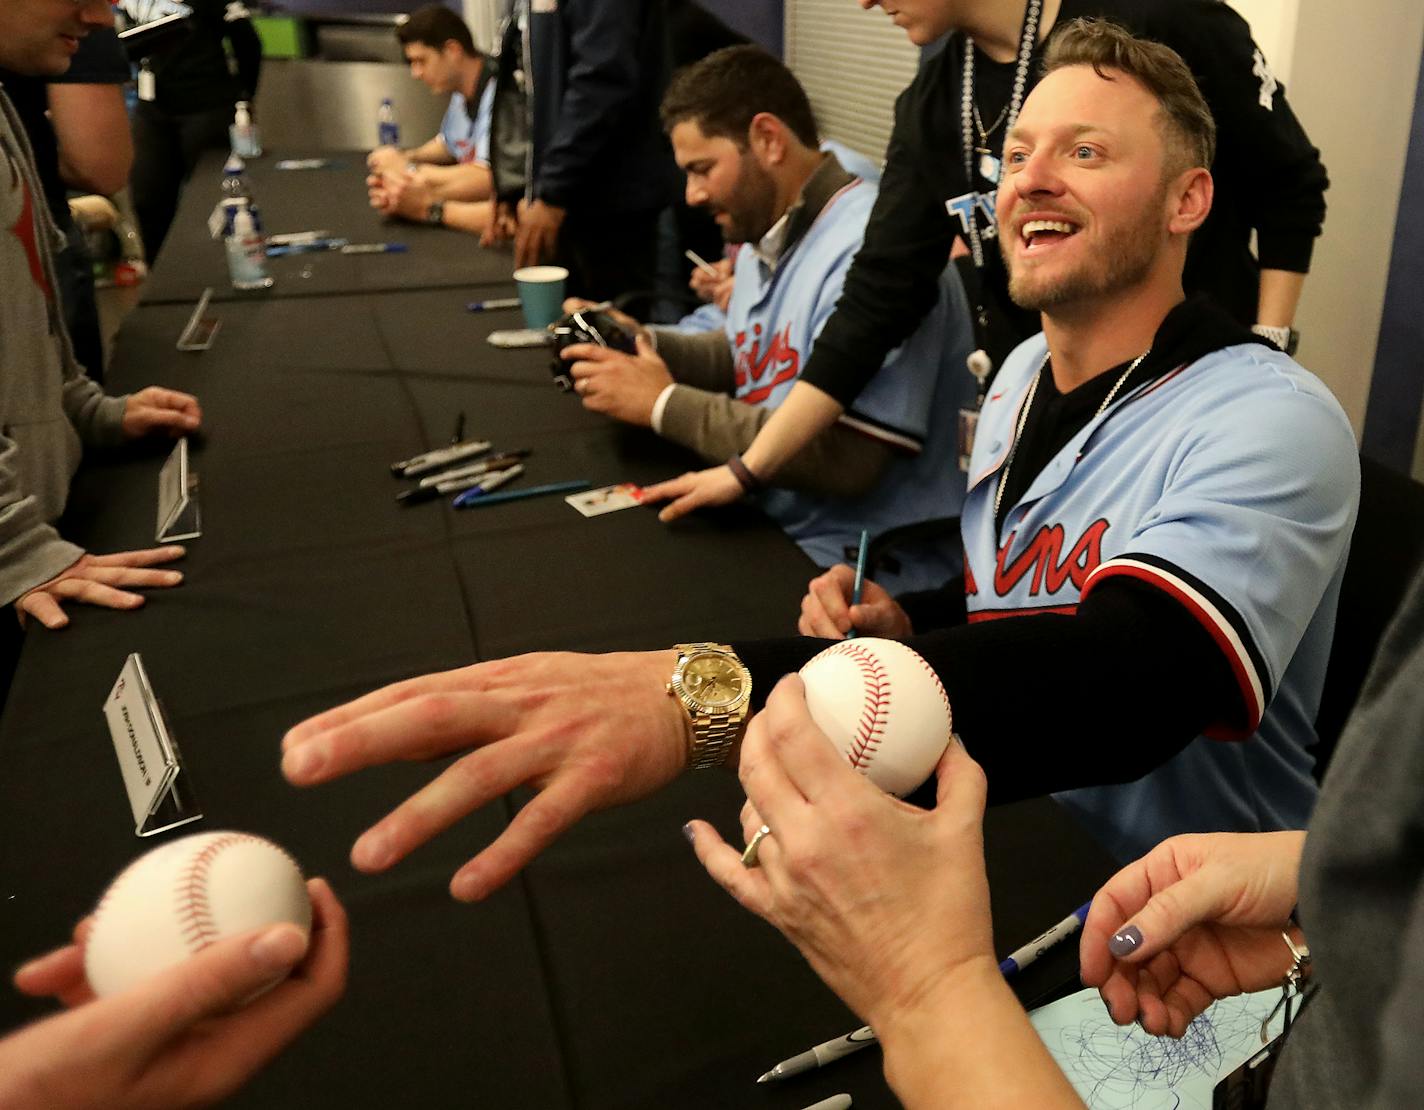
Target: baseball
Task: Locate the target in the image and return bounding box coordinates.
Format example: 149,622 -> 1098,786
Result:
84,831 -> 311,999
799,638 -> 953,797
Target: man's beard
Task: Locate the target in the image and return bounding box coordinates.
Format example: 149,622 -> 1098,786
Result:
714,158 -> 779,245
1003,187 -> 1168,313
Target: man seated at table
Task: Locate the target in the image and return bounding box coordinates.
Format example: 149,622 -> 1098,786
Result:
367,4 -> 493,235
559,46 -> 968,593
0,0 -> 201,688
281,24 -> 1358,901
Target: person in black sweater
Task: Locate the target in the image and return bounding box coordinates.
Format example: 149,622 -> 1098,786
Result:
129,0 -> 261,263
639,0 -> 1329,525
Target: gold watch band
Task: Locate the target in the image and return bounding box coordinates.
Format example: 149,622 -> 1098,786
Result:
672,642 -> 749,771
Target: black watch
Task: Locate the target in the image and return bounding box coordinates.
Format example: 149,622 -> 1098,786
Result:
426,200 -> 446,227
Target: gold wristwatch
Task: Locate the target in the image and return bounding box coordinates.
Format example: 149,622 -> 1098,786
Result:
667,642 -> 752,770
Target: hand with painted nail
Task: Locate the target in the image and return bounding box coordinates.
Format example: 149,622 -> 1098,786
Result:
687,676 -> 1082,1107
281,650 -> 693,902
15,545 -> 187,630
1080,830 -> 1307,1038
0,878 -> 347,1110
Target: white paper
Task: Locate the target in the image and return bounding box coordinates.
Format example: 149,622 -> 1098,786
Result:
1030,986 -> 1286,1109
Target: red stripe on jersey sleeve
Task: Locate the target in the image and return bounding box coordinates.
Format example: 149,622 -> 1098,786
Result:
1083,562 -> 1262,739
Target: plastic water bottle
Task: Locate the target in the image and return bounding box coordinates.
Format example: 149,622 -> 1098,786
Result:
218,155 -> 263,239
377,98 -> 400,147
230,100 -> 262,158
225,202 -> 273,290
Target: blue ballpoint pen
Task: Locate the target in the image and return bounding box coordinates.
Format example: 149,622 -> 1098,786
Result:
454,477 -> 591,509
448,464 -> 524,505
847,529 -> 870,638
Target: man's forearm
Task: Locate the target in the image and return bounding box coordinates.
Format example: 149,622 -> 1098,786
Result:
1256,269 -> 1307,328
658,388 -> 892,498
740,381 -> 845,480
436,200 -> 492,235
647,328 -> 735,392
48,84 -> 132,195
422,162 -> 492,201
407,137 -> 454,165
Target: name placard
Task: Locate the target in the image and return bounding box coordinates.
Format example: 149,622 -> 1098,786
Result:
102,654 -> 202,837
176,286 -> 221,352
156,437 -> 201,543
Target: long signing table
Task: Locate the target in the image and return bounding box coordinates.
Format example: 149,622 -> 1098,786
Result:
0,151 -> 1115,1109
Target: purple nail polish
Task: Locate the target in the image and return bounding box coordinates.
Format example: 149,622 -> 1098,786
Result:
681,822 -> 696,845
1109,925 -> 1143,958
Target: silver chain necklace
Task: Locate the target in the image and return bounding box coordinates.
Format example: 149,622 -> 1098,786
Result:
994,349 -> 1150,521
960,0 -> 1042,269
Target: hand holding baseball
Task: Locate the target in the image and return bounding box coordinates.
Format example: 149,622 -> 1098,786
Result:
798,564 -> 912,640
686,674 -> 995,1032
0,878 -> 347,1110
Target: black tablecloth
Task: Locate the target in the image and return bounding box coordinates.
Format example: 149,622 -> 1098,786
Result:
0,269 -> 1117,1106
142,150 -> 516,305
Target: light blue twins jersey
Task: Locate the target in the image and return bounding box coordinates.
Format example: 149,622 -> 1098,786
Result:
439,81 -> 495,165
725,173 -> 973,593
962,335 -> 1359,861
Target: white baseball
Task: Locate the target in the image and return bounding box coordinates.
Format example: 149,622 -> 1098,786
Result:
799,638 -> 953,797
84,831 -> 311,998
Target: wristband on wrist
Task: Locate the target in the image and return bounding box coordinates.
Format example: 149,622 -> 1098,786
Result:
726,454 -> 761,494
1251,323 -> 1299,356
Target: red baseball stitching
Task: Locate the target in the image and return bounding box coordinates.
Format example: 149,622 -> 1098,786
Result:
909,651 -> 953,735
812,642 -> 892,774
172,833 -> 298,953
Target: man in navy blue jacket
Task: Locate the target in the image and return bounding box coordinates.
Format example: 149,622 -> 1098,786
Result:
493,0 -> 679,301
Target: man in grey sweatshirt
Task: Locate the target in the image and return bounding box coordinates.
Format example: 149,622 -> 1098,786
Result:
0,0 -> 201,638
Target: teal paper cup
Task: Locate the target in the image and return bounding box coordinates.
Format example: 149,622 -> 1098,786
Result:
513,265 -> 569,329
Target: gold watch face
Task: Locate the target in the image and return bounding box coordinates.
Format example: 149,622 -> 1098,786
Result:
682,654 -> 746,709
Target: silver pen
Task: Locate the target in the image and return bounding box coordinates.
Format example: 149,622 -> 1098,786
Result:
760,901 -> 1092,1082
684,248 -> 720,276
758,1026 -> 876,1083
416,450 -> 530,489
799,1096 -> 851,1110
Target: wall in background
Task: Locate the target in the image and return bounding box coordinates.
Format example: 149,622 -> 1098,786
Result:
1365,42 -> 1424,477
1279,0 -> 1424,445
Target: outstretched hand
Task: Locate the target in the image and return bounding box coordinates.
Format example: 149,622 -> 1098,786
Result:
282,650 -> 692,902
638,464 -> 745,523
17,545 -> 186,630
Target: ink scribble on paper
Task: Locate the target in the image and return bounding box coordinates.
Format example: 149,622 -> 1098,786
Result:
1029,987 -> 1284,1109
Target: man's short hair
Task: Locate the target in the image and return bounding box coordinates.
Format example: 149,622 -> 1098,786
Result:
396,4 -> 478,57
1042,18 -> 1216,175
661,45 -> 819,148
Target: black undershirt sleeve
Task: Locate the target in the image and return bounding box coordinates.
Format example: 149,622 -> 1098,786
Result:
733,576 -> 1242,804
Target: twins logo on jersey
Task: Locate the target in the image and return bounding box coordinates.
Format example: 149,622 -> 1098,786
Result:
733,321 -> 802,404
964,518 -> 1110,617
945,190 -> 999,241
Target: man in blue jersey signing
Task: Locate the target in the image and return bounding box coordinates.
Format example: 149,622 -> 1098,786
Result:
560,46 -> 969,593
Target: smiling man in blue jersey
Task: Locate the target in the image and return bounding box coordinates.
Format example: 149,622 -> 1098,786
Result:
367,5 -> 494,235
560,46 -> 970,593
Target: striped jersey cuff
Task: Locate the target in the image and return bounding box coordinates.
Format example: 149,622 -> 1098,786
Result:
1083,554 -> 1269,739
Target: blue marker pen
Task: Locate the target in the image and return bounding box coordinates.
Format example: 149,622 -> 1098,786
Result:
998,901 -> 1092,976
